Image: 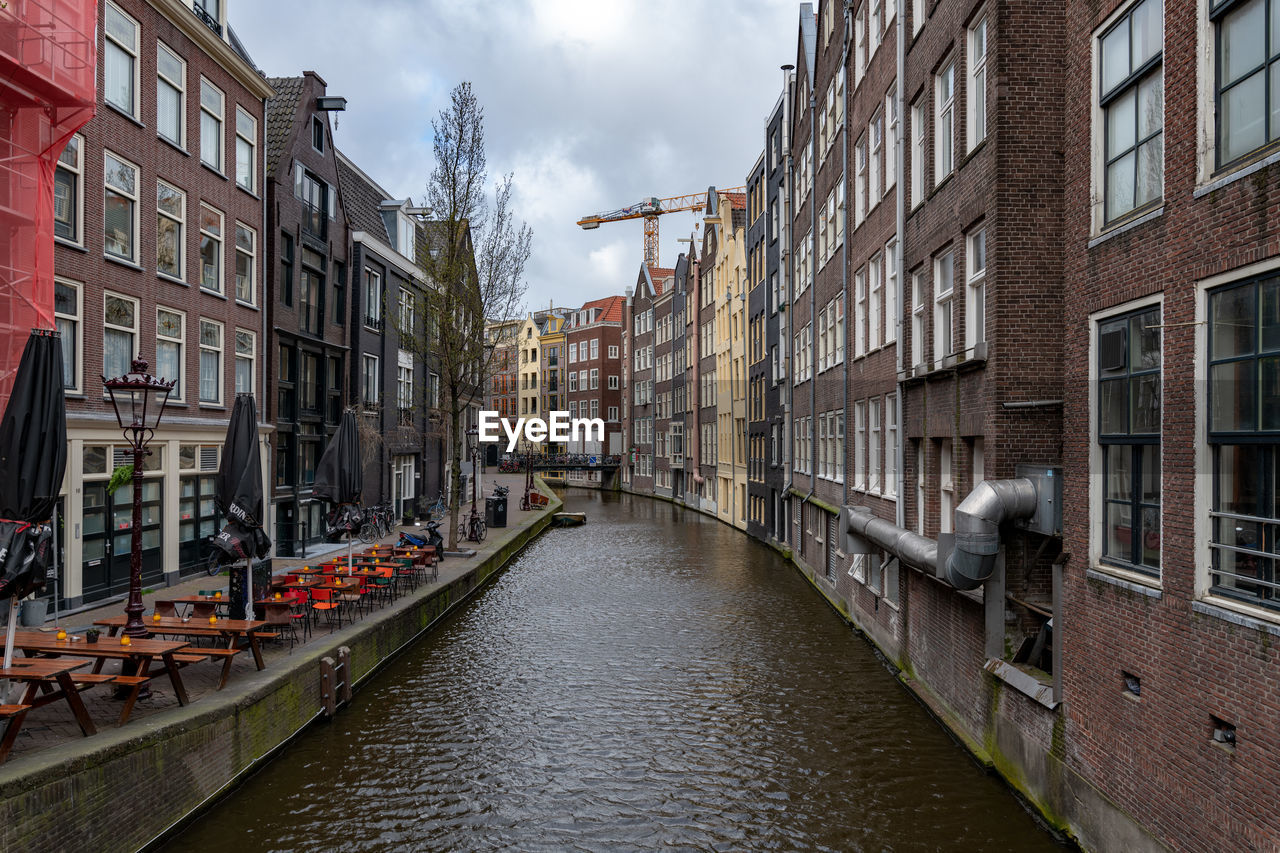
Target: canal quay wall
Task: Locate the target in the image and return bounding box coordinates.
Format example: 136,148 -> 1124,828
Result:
597,482 -> 1160,853
0,485 -> 563,853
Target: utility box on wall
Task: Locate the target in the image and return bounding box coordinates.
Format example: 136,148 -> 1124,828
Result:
1015,465 -> 1063,536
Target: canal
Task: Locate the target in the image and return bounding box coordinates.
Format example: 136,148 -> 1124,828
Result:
169,490 -> 1063,852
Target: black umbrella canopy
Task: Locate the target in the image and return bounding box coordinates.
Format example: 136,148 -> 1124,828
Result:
209,395 -> 269,567
0,331 -> 66,599
313,409 -> 363,506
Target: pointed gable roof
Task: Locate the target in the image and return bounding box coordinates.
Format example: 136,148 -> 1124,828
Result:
799,4 -> 816,89
264,75 -> 305,179
335,150 -> 393,243
579,295 -> 625,324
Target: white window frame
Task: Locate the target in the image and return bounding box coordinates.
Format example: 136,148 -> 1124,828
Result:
609,344 -> 619,359
235,328 -> 256,396
870,112 -> 883,207
200,77 -> 225,172
235,106 -> 257,193
104,150 -> 139,264
104,1 -> 139,118
886,88 -> 899,192
54,134 -> 83,246
854,401 -> 867,489
913,0 -> 924,35
235,222 -> 256,305
54,278 -> 83,394
362,354 -> 380,410
916,443 -> 926,533
364,268 -> 383,328
103,291 -> 139,383
156,306 -> 186,402
940,438 -> 955,533
911,98 -> 926,207
591,339 -> 599,359
855,267 -> 867,358
855,137 -> 867,228
156,41 -> 185,147
198,318 -> 224,405
870,253 -> 883,351
968,13 -> 988,151
934,251 -> 955,366
966,228 -> 987,352
885,394 -> 898,497
935,60 -> 956,183
156,180 -> 185,281
885,237 -> 899,344
911,271 -> 926,369
568,342 -> 577,363
199,203 -> 224,295
870,397 -> 882,492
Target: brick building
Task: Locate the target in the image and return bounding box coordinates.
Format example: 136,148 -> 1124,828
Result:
263,73 -> 348,553
708,190 -> 748,531
482,318 -> 520,465
54,0 -> 272,605
652,284 -> 675,498
668,252 -> 692,503
563,295 -> 625,469
622,265 -> 666,492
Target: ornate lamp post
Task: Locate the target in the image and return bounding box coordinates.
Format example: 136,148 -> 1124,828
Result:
103,358 -> 174,638
466,426 -> 480,537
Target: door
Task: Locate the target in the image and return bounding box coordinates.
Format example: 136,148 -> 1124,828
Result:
178,474 -> 218,574
81,479 -> 163,603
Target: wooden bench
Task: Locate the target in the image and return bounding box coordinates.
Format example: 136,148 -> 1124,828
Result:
169,647 -> 245,689
59,670 -> 152,724
0,705 -> 32,762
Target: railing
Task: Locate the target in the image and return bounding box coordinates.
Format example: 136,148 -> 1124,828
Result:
192,3 -> 223,36
364,315 -> 385,331
398,407 -> 414,427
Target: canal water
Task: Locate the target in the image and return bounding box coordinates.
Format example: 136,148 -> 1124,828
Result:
170,490 -> 1063,852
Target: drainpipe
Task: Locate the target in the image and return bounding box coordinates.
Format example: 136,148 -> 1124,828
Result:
781,65 -> 795,513
807,72 -> 818,502
841,2 -> 851,507
894,0 -> 906,533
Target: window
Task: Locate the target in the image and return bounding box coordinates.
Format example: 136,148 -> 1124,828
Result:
398,287 -> 415,335
608,406 -> 619,421
591,339 -> 599,359
199,319 -> 223,404
609,345 -> 619,359
300,253 -> 323,336
364,268 -> 382,328
157,181 -> 184,279
911,271 -> 926,368
885,238 -> 898,344
870,398 -> 882,492
397,356 -> 413,411
968,16 -> 989,151
940,439 -> 955,533
235,329 -> 255,395
935,61 -> 956,182
911,98 -> 926,207
156,307 -> 185,401
104,151 -> 138,262
54,135 -> 82,244
568,342 -> 577,363
280,232 -> 294,307
362,354 -> 380,409
312,115 -> 325,153
296,169 -> 329,238
1208,278 -> 1280,606
1099,304 -> 1161,574
1213,0 -> 1280,167
855,268 -> 867,358
608,374 -> 619,389
966,229 -> 987,351
886,394 -> 898,497
590,399 -> 599,419
854,402 -> 866,488
236,107 -> 257,193
855,139 -> 867,227
870,113 -> 883,205
935,251 -> 955,363
54,280 -> 81,392
913,0 -> 924,34
235,223 -> 255,304
199,204 -> 223,294
104,292 -> 138,381
916,443 -> 926,533
104,2 -> 138,117
590,368 -> 599,389
157,42 -> 184,146
886,89 -> 898,191
200,78 -> 224,171
300,353 -> 318,413
870,254 -> 883,350
333,262 -> 346,326
1099,0 -> 1163,223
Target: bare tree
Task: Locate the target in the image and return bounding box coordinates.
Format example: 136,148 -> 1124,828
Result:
397,82 -> 531,550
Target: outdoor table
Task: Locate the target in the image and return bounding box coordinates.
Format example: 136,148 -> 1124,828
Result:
293,566 -> 324,577
94,616 -> 273,672
0,657 -> 97,760
163,595 -> 230,617
15,630 -> 193,708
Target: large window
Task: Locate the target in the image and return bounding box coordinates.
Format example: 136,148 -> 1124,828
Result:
1209,277 -> 1280,606
300,248 -> 324,335
156,307 -> 185,401
157,181 -> 184,279
200,78 -> 224,171
1099,0 -> 1163,223
236,107 -> 257,193
1099,304 -> 1161,574
362,354 -> 380,409
935,61 -> 956,183
885,237 -> 898,344
364,268 -> 383,328
967,228 -> 987,351
968,14 -> 988,150
54,279 -> 81,392
199,319 -> 223,404
54,135 -> 82,244
103,292 -> 137,380
911,98 -> 926,207
235,329 -> 255,395
104,2 -> 138,117
104,151 -> 138,262
934,251 -> 955,364
199,204 -> 223,294
911,271 -> 926,369
235,223 -> 255,304
1213,0 -> 1280,167
885,88 -> 898,191
157,42 -> 185,146
886,393 -> 898,497
297,169 -> 328,238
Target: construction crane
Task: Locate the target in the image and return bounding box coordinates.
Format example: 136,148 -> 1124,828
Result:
577,187 -> 745,268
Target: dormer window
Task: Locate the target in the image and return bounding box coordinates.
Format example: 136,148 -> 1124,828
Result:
398,214 -> 415,260
312,116 -> 325,153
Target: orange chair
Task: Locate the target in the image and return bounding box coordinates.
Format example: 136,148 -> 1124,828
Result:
310,588 -> 340,631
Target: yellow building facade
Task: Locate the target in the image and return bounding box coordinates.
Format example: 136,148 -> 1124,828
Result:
708,191 -> 749,531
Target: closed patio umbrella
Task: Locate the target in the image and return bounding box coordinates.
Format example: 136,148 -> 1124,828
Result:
0,331 -> 66,667
313,409 -> 363,570
209,394 -> 269,620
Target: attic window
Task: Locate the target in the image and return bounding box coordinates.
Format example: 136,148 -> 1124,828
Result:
312,116 -> 324,153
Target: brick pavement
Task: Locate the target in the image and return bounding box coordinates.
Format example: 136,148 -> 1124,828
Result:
0,473 -> 543,763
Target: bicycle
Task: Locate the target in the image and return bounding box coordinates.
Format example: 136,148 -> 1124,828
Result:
426,490 -> 447,522
466,512 -> 487,543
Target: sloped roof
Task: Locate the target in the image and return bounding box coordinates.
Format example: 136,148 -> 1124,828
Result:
723,192 -> 746,209
579,295 -> 625,324
335,152 -> 392,243
648,266 -> 674,296
264,76 -> 304,179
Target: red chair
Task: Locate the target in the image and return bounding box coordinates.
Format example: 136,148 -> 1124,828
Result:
310,588 -> 340,631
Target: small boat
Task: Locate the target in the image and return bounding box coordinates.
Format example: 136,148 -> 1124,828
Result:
551,512 -> 586,527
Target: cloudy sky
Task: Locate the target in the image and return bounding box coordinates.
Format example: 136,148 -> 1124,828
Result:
232,0 -> 800,315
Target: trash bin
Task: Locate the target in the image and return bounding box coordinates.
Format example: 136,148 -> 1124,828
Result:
19,598 -> 47,627
486,495 -> 508,528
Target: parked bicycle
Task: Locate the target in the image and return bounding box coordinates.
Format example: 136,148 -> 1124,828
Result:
466,511 -> 487,543
426,490 -> 447,522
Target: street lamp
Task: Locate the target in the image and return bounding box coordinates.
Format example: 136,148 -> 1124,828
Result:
103,357 -> 175,638
465,426 -> 480,539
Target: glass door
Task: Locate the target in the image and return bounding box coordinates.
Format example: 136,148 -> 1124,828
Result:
179,474 -> 218,574
81,478 -> 163,602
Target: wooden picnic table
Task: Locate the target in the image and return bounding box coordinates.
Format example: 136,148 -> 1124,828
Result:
0,657 -> 98,760
14,629 -> 192,710
160,595 -> 230,617
94,616 -> 273,673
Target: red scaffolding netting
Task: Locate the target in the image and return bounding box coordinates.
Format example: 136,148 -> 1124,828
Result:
0,0 -> 97,411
